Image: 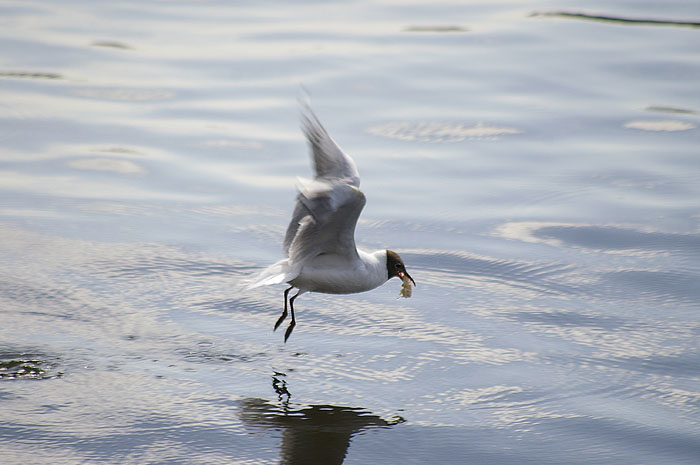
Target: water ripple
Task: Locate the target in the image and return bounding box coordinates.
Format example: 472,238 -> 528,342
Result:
601,269 -> 700,305
497,221 -> 700,255
404,248 -> 580,297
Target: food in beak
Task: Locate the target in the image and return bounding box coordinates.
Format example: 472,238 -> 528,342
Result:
399,274 -> 413,298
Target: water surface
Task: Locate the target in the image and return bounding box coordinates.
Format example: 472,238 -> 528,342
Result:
1,1 -> 699,464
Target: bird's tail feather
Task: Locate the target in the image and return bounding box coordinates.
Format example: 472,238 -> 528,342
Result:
243,258 -> 298,290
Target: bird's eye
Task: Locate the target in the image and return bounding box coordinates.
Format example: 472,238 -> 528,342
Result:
395,263 -> 402,268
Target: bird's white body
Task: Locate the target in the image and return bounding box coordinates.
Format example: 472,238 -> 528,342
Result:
289,249 -> 387,294
247,249 -> 388,295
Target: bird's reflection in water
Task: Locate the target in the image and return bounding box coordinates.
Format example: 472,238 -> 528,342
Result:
239,372 -> 404,465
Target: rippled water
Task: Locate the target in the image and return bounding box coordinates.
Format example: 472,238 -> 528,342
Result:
1,1 -> 699,464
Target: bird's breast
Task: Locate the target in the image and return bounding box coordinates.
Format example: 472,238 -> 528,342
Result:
289,254 -> 386,294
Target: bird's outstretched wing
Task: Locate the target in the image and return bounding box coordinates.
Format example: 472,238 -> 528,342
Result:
301,104 -> 360,186
244,183 -> 365,289
283,106 -> 364,258
287,179 -> 366,264
245,107 -> 366,290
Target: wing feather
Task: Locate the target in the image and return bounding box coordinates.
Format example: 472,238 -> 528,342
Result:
301,105 -> 360,186
250,105 -> 366,289
283,106 -> 364,257
287,183 -> 366,264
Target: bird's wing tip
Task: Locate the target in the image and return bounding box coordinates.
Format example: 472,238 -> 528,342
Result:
297,84 -> 312,108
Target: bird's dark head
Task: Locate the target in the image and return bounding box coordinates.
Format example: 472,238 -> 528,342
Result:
386,250 -> 415,286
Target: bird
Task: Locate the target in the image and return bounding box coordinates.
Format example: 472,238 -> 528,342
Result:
246,104 -> 415,342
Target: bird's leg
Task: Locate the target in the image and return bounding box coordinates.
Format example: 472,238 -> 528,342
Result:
274,286 -> 293,331
284,291 -> 301,343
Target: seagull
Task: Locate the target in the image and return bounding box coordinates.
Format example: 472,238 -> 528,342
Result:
246,105 -> 415,342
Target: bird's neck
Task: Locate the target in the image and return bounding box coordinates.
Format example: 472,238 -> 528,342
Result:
358,249 -> 389,280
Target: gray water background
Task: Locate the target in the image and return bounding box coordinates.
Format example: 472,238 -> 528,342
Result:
1,1 -> 699,464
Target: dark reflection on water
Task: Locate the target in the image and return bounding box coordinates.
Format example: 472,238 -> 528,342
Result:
0,348 -> 62,380
531,11 -> 700,28
0,71 -> 62,79
240,373 -> 404,465
645,105 -> 696,115
90,40 -> 132,50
